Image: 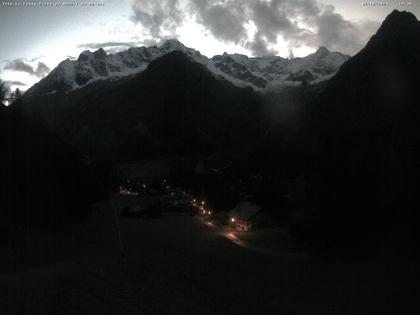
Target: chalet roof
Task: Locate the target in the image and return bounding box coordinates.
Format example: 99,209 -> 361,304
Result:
229,201 -> 262,220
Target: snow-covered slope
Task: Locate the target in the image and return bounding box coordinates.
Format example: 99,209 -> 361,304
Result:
26,40 -> 349,95
211,47 -> 349,89
26,39 -> 197,95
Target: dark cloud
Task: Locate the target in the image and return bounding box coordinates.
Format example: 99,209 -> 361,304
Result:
247,32 -> 276,57
251,0 -> 295,42
35,62 -> 50,78
246,0 -> 301,55
6,80 -> 27,87
191,0 -> 247,43
285,6 -> 379,53
4,59 -> 35,75
78,41 -> 138,50
130,0 -> 379,56
3,59 -> 50,78
131,0 -> 183,38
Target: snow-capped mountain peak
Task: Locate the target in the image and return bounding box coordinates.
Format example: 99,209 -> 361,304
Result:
93,48 -> 107,59
77,50 -> 93,62
159,39 -> 187,51
314,46 -> 329,56
210,47 -> 350,89
26,40 -> 350,96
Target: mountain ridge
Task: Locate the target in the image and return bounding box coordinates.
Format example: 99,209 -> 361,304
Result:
299,9 -> 420,246
22,50 -> 265,160
25,39 -> 349,95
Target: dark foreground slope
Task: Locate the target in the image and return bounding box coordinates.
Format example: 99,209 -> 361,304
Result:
302,10 -> 420,249
22,51 -> 264,161
0,104 -> 103,225
2,210 -> 419,314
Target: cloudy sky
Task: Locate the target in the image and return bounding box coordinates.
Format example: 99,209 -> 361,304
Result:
0,0 -> 418,91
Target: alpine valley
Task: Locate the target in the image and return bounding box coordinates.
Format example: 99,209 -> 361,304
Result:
4,10 -> 420,251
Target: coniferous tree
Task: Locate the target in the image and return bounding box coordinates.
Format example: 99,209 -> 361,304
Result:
0,80 -> 7,106
14,88 -> 22,100
8,88 -> 22,106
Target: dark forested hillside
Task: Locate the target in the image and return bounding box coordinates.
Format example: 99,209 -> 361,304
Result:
22,51 -> 264,162
300,10 -> 420,249
0,103 -> 103,225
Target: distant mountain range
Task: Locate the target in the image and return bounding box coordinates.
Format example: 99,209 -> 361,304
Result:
21,10 -> 420,170
22,50 -> 265,160
25,40 -> 349,95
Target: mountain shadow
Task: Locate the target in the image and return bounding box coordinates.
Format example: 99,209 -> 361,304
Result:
0,103 -> 104,226
301,10 -> 420,250
22,51 -> 265,162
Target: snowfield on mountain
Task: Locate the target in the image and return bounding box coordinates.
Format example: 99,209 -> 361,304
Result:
26,39 -> 349,96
